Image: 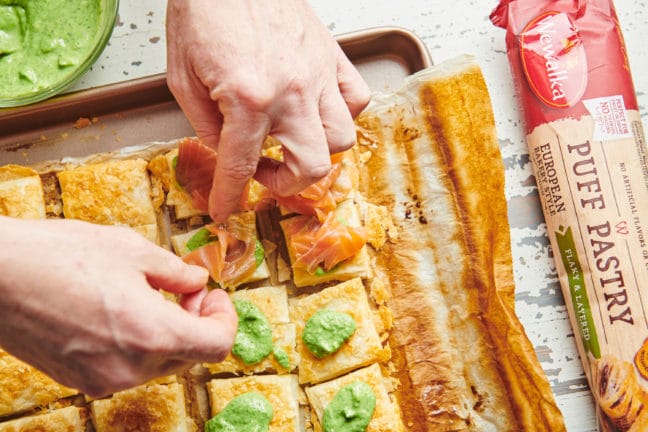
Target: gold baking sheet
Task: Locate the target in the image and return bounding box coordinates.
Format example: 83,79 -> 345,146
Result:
0,26 -> 432,166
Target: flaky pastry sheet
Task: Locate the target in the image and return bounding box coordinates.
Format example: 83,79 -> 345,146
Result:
355,54 -> 565,431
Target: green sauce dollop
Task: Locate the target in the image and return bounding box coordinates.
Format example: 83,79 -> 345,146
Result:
323,381 -> 376,432
0,0 -> 102,98
186,227 -> 218,251
254,239 -> 265,267
272,345 -> 290,369
302,309 -> 356,359
232,299 -> 273,365
204,392 -> 273,432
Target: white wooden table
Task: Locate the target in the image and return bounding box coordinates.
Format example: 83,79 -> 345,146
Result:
72,1 -> 648,430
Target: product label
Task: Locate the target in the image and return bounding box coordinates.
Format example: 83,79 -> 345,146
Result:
528,111 -> 648,383
520,12 -> 587,108
583,95 -> 633,141
555,225 -> 601,358
492,0 -> 648,429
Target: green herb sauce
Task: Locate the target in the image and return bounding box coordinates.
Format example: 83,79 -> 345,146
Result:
204,392 -> 273,432
0,0 -> 102,98
232,299 -> 273,365
254,239 -> 265,267
323,381 -> 376,432
302,309 -> 356,359
272,345 -> 290,369
186,227 -> 218,251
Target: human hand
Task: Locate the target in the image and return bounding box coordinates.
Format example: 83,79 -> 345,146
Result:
0,217 -> 237,397
166,0 -> 371,222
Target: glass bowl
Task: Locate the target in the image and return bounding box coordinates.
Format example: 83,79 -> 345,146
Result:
0,0 -> 119,108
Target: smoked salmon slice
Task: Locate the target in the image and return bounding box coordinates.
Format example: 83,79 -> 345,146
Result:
182,213 -> 260,288
282,211 -> 367,274
174,137 -> 217,213
175,137 -> 262,213
271,153 -> 352,220
175,138 -> 364,280
175,137 -> 352,219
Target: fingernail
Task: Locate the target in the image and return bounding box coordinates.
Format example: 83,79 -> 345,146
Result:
189,264 -> 209,282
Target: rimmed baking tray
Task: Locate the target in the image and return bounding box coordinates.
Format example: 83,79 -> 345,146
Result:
0,26 -> 432,166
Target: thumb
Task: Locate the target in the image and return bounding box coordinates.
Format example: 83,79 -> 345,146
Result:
142,247 -> 210,294
200,288 -> 237,322
171,289 -> 238,363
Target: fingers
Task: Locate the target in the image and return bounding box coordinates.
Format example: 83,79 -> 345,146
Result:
138,243 -> 209,294
167,288 -> 238,363
167,73 -> 225,151
166,25 -> 223,151
336,46 -> 372,118
318,81 -> 357,155
179,287 -> 209,315
208,104 -> 271,222
254,103 -> 332,197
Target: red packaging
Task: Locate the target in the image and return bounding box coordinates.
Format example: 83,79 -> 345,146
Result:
491,0 -> 638,132
492,1 -> 648,431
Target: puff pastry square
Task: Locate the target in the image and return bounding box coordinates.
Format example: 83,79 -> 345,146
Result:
90,383 -> 193,432
164,148 -> 205,219
171,217 -> 271,287
305,363 -> 404,432
205,286 -> 298,375
288,278 -> 389,385
0,350 -> 78,418
56,159 -> 159,243
0,165 -> 46,220
280,199 -> 372,288
0,405 -> 85,432
206,375 -> 301,432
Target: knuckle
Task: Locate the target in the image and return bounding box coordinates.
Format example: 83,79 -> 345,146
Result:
302,161 -> 332,183
77,361 -> 140,397
286,76 -> 309,97
225,159 -> 258,183
166,72 -> 189,98
327,124 -> 357,153
353,83 -> 371,106
166,72 -> 180,93
220,79 -> 275,112
204,329 -> 236,363
161,255 -> 187,276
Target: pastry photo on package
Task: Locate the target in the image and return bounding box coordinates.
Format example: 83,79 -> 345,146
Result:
491,1 -> 648,431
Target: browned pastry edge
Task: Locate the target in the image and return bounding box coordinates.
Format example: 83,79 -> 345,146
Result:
356,55 -> 565,431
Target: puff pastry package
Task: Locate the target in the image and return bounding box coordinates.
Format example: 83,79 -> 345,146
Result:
0,54 -> 564,431
491,1 -> 648,431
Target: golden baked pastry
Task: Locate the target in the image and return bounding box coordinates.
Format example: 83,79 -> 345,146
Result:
0,165 -> 46,220
205,375 -> 301,431
354,53 -> 565,431
592,355 -> 648,431
0,350 -> 78,418
171,214 -> 271,287
57,158 -> 159,243
0,405 -> 85,432
289,278 -> 389,385
163,148 -> 205,220
305,363 -> 404,432
280,199 -> 372,287
205,286 -> 298,375
90,382 -> 193,432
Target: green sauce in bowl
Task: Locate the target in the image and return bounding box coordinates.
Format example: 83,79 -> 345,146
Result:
0,0 -> 118,106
